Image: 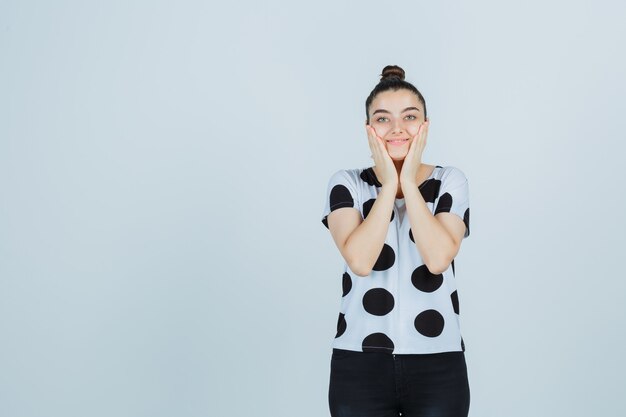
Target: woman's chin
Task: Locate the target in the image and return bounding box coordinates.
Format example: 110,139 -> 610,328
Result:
389,151 -> 408,161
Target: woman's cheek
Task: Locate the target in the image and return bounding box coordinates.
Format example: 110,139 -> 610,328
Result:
372,123 -> 388,136
408,124 -> 421,137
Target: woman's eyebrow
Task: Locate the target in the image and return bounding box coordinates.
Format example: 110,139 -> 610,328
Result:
372,107 -> 421,115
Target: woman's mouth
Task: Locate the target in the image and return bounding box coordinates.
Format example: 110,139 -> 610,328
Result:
387,138 -> 409,146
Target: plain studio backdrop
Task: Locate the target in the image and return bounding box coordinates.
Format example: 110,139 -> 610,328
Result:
1,1 -> 625,416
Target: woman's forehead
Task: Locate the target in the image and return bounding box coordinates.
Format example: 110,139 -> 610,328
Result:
371,90 -> 422,112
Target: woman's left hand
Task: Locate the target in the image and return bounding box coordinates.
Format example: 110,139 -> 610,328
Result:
399,120 -> 430,186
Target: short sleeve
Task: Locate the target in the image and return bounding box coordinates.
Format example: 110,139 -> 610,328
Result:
435,167 -> 470,238
321,169 -> 360,230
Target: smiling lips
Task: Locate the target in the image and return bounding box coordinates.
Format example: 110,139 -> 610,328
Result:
387,138 -> 409,146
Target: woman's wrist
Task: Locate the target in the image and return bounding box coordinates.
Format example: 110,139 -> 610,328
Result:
400,178 -> 418,189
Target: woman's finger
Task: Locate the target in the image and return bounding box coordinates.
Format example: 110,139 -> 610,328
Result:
366,125 -> 377,154
367,125 -> 385,159
366,125 -> 381,161
421,121 -> 429,147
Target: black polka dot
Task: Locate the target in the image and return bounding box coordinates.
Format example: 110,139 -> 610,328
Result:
409,228 -> 414,243
461,337 -> 465,351
362,333 -> 394,353
342,272 -> 352,297
360,168 -> 382,187
419,178 -> 441,203
463,207 -> 470,237
434,192 -> 453,215
414,309 -> 445,337
362,288 -> 395,316
330,184 -> 354,210
372,243 -> 395,271
451,259 -> 455,276
335,313 -> 346,338
363,198 -> 394,222
451,290 -> 459,314
411,265 -> 443,293
322,184 -> 356,230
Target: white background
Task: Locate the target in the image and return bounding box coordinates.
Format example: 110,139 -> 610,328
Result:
1,1 -> 625,416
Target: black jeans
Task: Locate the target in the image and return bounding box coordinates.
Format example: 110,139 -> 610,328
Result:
328,348 -> 470,417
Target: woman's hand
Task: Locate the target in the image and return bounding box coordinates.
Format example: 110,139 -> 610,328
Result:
366,124 -> 398,187
399,120 -> 429,186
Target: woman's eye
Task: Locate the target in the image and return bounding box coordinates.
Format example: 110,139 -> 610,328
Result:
376,117 -> 388,122
406,115 -> 417,120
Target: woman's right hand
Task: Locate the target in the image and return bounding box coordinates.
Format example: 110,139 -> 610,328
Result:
366,124 -> 398,187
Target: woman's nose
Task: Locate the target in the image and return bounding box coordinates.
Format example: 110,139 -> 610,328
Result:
392,119 -> 405,133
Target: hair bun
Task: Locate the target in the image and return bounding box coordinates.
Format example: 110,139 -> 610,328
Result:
380,65 -> 405,81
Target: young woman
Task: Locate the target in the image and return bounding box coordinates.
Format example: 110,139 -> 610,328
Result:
321,65 -> 471,417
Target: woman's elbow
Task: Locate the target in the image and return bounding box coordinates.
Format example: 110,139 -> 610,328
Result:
426,257 -> 452,275
426,264 -> 445,275
346,256 -> 371,277
349,263 -> 371,277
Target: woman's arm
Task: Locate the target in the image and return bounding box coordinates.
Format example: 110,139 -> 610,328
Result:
327,184 -> 396,277
402,182 -> 466,274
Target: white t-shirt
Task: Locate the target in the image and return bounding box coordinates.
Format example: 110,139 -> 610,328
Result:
394,197 -> 406,224
321,165 -> 470,354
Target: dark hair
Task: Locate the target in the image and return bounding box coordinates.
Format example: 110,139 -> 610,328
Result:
365,65 -> 427,125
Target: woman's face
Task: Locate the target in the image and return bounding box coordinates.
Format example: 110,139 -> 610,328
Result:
367,89 -> 426,161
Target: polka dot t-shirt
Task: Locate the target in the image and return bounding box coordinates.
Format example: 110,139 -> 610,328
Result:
321,165 -> 470,354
